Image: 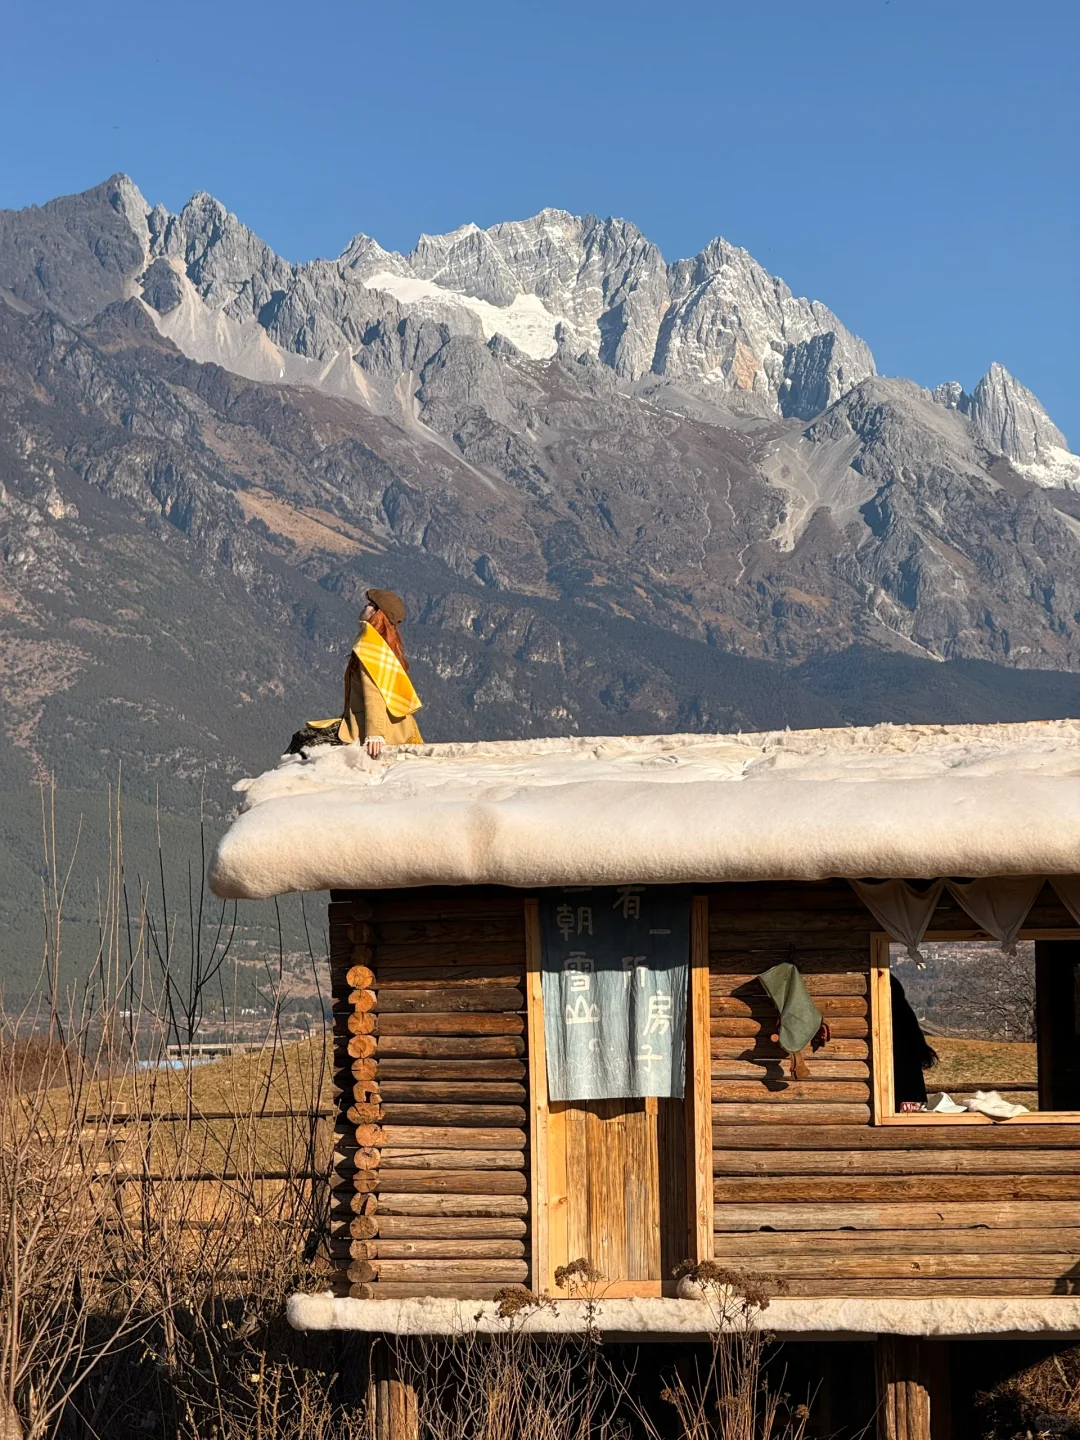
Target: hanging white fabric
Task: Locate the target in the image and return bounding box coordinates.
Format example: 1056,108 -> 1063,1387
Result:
945,876 -> 1045,955
1050,876 -> 1080,928
849,879 -> 945,966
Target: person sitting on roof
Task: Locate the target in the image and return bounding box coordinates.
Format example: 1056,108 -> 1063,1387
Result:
891,973 -> 938,1112
294,589 -> 423,758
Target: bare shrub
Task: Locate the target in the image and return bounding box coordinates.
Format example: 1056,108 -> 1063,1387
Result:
644,1264 -> 810,1440
396,1262 -> 812,1440
0,784 -> 357,1440
975,1345 -> 1080,1438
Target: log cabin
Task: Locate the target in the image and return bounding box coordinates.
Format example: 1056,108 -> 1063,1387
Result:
209,719 -> 1080,1439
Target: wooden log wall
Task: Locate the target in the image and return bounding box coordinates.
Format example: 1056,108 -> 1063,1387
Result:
326,878 -> 1080,1303
710,879 -> 1080,1297
328,889 -> 530,1299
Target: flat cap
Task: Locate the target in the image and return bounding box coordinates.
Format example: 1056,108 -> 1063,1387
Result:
366,588 -> 405,624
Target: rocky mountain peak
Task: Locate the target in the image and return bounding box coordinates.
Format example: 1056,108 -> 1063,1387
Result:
932,361 -> 1078,487
970,361 -> 1069,461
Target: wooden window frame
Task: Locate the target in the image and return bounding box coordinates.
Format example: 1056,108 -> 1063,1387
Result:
524,894 -> 713,1295
870,928 -> 1080,1126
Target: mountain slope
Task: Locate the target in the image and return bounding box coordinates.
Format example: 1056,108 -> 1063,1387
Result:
1,175 -> 1080,991
2,177 -> 1080,739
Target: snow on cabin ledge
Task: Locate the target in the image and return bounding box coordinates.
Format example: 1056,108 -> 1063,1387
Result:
207,720 -> 1080,900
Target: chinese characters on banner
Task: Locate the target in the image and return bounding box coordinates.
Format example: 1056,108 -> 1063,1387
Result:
539,886 -> 690,1101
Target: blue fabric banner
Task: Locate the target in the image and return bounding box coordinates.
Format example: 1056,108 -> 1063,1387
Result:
539,886 -> 690,1102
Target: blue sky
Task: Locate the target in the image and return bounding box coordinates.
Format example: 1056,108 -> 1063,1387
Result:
3,0 -> 1077,436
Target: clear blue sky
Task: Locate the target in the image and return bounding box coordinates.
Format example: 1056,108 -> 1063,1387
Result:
3,0 -> 1077,437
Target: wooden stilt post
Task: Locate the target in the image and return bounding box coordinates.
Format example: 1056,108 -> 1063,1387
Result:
371,1339 -> 419,1440
876,1337 -> 950,1440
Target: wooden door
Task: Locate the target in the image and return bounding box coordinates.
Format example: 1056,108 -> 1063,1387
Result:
526,895 -> 712,1297
549,1096 -> 686,1287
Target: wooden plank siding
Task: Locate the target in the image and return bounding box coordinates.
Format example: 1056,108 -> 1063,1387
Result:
709,879 -> 1080,1297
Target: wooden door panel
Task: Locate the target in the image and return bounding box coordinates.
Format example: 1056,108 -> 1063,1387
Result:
527,894 -> 710,1295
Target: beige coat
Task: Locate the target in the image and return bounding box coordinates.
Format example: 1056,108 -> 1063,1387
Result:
338,658 -> 422,746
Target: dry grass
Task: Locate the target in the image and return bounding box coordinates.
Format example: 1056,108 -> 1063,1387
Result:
929,1036 -> 1038,1106
976,1345 -> 1080,1436
1,787 -> 828,1440
0,786 -> 360,1440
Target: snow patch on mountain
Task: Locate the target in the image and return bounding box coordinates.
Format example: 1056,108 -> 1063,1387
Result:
362,271 -> 568,360
1013,446 -> 1080,490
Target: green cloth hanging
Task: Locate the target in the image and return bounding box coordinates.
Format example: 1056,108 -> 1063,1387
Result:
758,962 -> 823,1054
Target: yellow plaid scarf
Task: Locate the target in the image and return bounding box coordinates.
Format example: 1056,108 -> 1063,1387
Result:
353,623 -> 422,717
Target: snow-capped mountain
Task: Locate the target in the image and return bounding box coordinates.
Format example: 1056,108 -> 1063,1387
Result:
2,171 -> 1080,836
135,180 -> 877,421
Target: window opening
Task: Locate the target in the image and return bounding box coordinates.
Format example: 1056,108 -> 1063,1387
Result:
882,937 -> 1080,1119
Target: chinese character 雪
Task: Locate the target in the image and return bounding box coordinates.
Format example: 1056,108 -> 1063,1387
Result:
564,953 -> 593,992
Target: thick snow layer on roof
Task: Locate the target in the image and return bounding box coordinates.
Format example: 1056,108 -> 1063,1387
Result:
207,721 -> 1080,900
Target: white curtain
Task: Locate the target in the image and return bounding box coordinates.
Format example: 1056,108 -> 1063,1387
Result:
849,879 -> 945,965
945,877 -> 1045,955
1050,876 -> 1080,928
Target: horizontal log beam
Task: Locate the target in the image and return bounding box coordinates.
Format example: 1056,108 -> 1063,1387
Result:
752,1253 -> 1080,1280
709,951 -> 871,971
712,1124 -> 1080,1149
376,989 -> 525,1015
370,1170 -> 527,1195
378,1127 -> 526,1150
379,1104 -> 526,1128
373,1216 -> 528,1239
351,1283 -> 525,1299
357,894 -> 523,921
376,1083 -> 527,1104
714,1228 -> 1080,1256
712,1060 -> 869,1082
751,1279 -> 1080,1297
713,1175 -> 1080,1203
711,1018 -> 868,1039
712,996 -> 866,1019
372,918 -> 525,944
374,1194 -> 529,1217
374,966 -> 526,988
353,1259 -> 529,1283
713,1201 -> 1080,1230
376,1059 -> 526,1081
710,973 -> 867,997
379,1149 -> 525,1171
374,942 -> 525,966
711,1081 -> 870,1104
711,1102 -> 871,1125
375,1036 -> 525,1059
339,1239 -> 525,1261
377,1015 -> 525,1036
711,1037 -> 868,1061
714,1149 -> 1080,1175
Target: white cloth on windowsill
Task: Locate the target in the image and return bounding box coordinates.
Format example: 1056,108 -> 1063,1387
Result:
926,1092 -> 967,1113
962,1089 -> 1029,1120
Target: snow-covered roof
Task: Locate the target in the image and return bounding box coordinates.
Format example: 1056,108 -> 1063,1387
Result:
207,721 -> 1080,900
